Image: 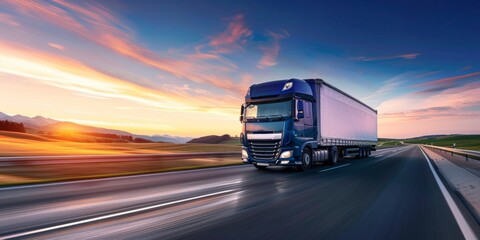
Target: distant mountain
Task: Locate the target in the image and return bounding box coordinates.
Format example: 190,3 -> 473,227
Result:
0,112 -> 191,143
0,113 -> 59,129
136,134 -> 192,144
43,121 -> 132,136
187,134 -> 230,144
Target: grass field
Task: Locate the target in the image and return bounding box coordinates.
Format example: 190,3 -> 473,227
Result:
0,131 -> 240,157
0,130 -> 242,185
404,135 -> 480,151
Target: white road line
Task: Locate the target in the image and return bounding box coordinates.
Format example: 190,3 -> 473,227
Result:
419,147 -> 477,240
375,155 -> 384,158
319,163 -> 351,173
0,189 -> 236,240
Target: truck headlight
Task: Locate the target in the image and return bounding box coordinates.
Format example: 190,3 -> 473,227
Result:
242,149 -> 249,158
279,150 -> 293,159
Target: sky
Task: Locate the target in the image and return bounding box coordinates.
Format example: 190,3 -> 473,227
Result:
0,0 -> 479,138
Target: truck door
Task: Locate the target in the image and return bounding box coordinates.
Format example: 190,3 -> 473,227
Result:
294,100 -> 314,139
303,101 -> 314,139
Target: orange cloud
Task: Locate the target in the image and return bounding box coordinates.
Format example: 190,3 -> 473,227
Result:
257,30 -> 289,69
0,42 -> 243,115
4,1 -> 251,94
209,14 -> 252,50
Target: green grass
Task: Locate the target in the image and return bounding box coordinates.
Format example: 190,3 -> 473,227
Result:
404,135 -> 480,151
219,137 -> 242,146
379,141 -> 403,147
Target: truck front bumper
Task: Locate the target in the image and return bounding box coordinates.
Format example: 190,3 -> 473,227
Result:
242,147 -> 301,166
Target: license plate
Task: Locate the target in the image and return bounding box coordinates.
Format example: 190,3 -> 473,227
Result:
256,163 -> 269,167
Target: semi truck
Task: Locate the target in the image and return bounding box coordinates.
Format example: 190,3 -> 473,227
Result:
240,78 -> 377,171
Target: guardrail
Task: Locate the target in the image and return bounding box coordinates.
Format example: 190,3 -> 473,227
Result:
0,152 -> 240,166
422,145 -> 480,161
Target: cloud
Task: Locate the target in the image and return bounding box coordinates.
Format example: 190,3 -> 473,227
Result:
208,14 -> 252,52
257,30 -> 289,69
461,65 -> 472,71
362,74 -> 406,102
351,53 -> 421,62
379,106 -> 475,121
3,1 -> 251,94
414,71 -> 480,87
414,70 -> 442,79
377,81 -> 480,137
0,13 -> 20,26
0,42 -> 243,116
48,42 -> 65,51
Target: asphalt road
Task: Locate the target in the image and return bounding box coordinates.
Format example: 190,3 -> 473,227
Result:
0,145 -> 479,240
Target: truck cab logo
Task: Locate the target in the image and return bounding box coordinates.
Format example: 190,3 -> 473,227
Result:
282,82 -> 293,91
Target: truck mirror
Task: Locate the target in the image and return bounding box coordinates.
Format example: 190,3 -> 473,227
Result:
240,104 -> 245,122
295,100 -> 304,121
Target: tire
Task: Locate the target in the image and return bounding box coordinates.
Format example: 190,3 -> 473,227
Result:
328,146 -> 339,165
296,148 -> 312,171
360,148 -> 365,158
254,164 -> 267,170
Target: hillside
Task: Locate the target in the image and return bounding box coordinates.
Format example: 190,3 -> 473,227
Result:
403,135 -> 480,151
0,112 -> 190,143
187,134 -> 231,144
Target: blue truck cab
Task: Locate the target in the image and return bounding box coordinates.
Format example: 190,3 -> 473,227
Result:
240,78 -> 377,171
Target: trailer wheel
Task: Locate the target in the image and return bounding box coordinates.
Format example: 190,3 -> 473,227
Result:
328,146 -> 339,165
296,148 -> 312,171
360,148 -> 365,158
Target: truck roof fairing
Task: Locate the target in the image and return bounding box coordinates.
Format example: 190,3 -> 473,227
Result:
245,78 -> 314,103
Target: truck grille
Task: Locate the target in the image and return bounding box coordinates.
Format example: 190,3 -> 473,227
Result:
248,140 -> 281,160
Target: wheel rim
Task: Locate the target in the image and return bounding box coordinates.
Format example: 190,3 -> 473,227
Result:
304,153 -> 310,167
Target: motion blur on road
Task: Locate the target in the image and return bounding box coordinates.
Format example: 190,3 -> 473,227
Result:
1,145 -> 479,239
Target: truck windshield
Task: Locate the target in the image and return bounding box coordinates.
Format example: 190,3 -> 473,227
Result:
245,100 -> 292,120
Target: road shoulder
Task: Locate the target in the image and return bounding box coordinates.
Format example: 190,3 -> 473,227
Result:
422,146 -> 480,225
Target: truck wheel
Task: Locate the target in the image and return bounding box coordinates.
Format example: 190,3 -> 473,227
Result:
254,164 -> 267,170
296,148 -> 312,171
328,146 -> 339,165
360,148 -> 365,158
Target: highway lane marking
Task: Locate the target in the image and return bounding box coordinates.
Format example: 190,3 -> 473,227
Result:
419,147 -> 478,240
373,146 -> 415,162
0,189 -> 236,240
319,163 -> 351,173
375,154 -> 384,158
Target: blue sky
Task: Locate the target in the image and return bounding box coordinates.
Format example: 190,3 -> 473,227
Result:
0,0 -> 478,137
